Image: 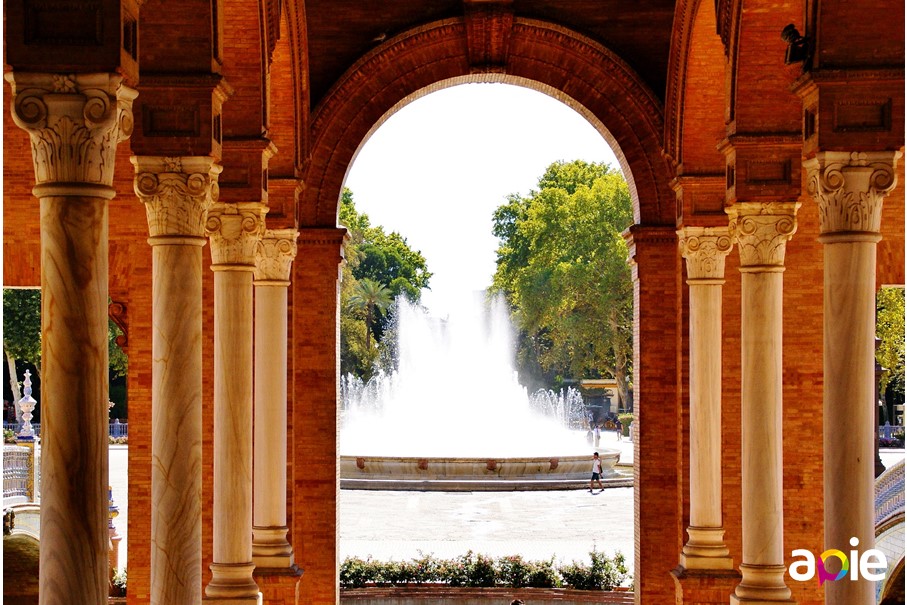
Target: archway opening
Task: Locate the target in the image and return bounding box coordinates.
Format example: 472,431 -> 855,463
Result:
336,82 -> 637,583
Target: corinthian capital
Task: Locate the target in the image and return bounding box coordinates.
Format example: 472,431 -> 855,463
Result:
206,202 -> 266,267
804,151 -> 901,236
5,72 -> 137,187
678,226 -> 734,281
132,156 -> 223,241
727,201 -> 800,270
254,229 -> 299,284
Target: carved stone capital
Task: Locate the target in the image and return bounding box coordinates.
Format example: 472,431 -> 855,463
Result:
5,72 -> 138,188
804,151 -> 901,236
254,229 -> 299,284
132,156 -> 223,241
206,202 -> 266,268
678,226 -> 734,281
727,202 -> 800,270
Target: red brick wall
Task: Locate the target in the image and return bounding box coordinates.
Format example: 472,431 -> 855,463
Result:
290,229 -> 346,605
627,225 -> 684,605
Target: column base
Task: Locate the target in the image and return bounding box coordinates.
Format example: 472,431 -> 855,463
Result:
731,564 -> 794,603
673,566 -> 741,605
681,527 -> 734,570
205,563 -> 260,600
202,595 -> 262,605
252,526 -> 295,568
730,597 -> 795,605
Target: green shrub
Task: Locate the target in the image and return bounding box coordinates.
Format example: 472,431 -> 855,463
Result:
525,558 -> 561,588
339,556 -> 373,588
558,550 -> 629,590
338,550 -> 627,590
3,429 -> 17,444
497,554 -> 530,588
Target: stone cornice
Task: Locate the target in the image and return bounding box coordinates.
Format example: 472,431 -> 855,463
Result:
804,151 -> 901,237
206,202 -> 267,268
132,156 -> 222,241
5,72 -> 137,188
678,226 -> 734,281
254,229 -> 299,284
727,202 -> 800,270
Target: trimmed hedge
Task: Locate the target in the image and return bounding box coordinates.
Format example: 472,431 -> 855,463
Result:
340,550 -> 629,591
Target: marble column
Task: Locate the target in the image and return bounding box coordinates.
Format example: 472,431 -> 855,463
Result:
805,151 -> 901,605
678,227 -> 734,571
252,229 -> 298,569
728,201 -> 799,604
4,72 -> 136,605
205,202 -> 266,602
133,156 -> 222,605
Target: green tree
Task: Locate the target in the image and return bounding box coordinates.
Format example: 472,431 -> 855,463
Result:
4,288 -> 129,418
338,188 -> 431,379
491,160 -> 634,404
3,289 -> 41,406
347,278 -> 393,351
877,286 -> 905,400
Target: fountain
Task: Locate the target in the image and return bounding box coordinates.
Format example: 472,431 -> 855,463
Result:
340,293 -> 623,490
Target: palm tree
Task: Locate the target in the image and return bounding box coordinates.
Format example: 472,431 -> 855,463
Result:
348,278 -> 393,350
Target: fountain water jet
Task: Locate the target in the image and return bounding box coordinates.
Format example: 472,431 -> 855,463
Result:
340,293 -> 622,489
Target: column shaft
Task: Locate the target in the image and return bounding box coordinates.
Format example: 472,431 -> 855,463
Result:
729,202 -> 798,604
823,242 -> 876,602
151,244 -> 204,603
740,271 -> 785,568
213,269 -> 255,565
806,151 -> 901,605
253,285 -> 292,564
40,193 -> 111,605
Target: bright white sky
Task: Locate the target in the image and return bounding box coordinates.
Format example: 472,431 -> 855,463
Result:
344,83 -> 619,317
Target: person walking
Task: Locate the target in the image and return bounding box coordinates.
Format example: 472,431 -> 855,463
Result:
593,423 -> 601,448
589,451 -> 605,493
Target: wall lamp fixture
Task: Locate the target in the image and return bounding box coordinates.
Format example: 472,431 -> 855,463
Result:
781,24 -> 809,64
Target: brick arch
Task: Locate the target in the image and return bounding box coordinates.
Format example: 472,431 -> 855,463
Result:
301,17 -> 674,226
664,0 -> 727,175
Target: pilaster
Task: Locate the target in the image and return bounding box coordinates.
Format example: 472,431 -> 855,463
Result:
624,224 -> 685,605
133,155 -> 222,605
205,202 -> 266,603
5,70 -> 136,605
677,227 -> 734,572
727,202 -> 799,605
291,227 -> 347,605
804,151 -> 901,605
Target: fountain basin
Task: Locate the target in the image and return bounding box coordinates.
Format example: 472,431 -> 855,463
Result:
339,450 -> 627,491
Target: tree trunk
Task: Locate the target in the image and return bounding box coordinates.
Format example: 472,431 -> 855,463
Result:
5,348 -> 22,423
609,311 -> 631,411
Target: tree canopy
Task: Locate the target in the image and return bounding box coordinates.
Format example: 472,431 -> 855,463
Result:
339,188 -> 432,378
491,160 -> 634,404
877,286 -> 905,402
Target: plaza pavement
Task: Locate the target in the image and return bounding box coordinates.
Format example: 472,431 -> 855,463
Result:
108,433 -> 905,580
